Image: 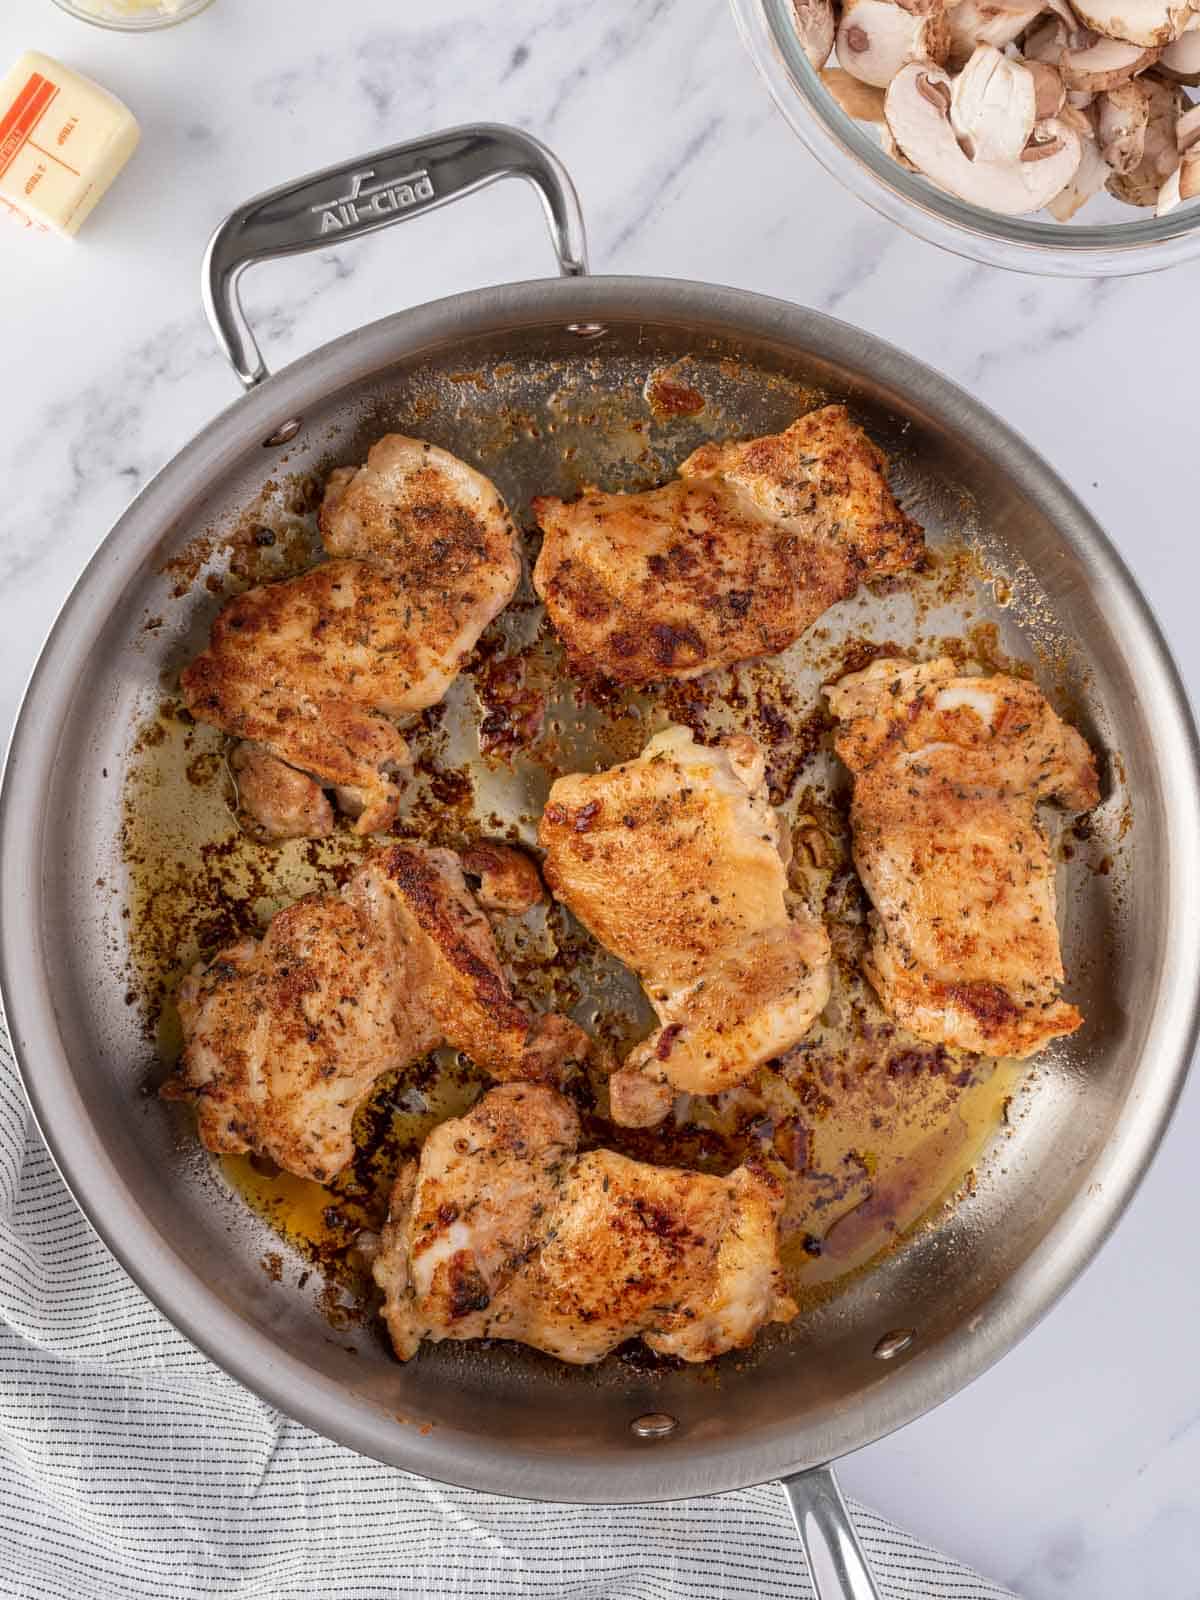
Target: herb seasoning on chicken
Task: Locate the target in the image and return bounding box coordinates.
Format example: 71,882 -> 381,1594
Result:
165,844 -> 588,1182
374,1083 -> 797,1364
539,725 -> 832,1126
827,657 -> 1100,1057
532,405 -> 923,687
181,436 -> 521,837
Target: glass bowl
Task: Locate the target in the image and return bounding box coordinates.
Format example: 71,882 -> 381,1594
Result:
731,0 -> 1200,275
50,0 -> 214,29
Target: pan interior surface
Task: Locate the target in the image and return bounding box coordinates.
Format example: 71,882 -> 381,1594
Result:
3,279 -> 1197,1503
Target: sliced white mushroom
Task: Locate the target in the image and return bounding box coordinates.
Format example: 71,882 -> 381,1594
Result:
793,0 -> 837,68
1158,20 -> 1200,79
1059,33 -> 1161,90
880,120 -> 924,165
1044,127 -> 1115,213
1107,75 -> 1184,200
1097,79 -> 1152,170
884,62 -> 1083,208
1022,12 -> 1165,82
946,0 -> 1045,65
1024,58 -> 1069,116
1177,100 -> 1200,146
1022,14 -> 1075,63
1057,100 -> 1100,135
821,65 -> 890,118
1157,97 -> 1200,206
836,0 -> 949,86
1155,144 -> 1200,206
1072,0 -> 1192,47
950,44 -> 1039,157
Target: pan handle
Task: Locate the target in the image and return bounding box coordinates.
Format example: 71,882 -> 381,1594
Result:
781,1466 -> 883,1600
202,122 -> 588,391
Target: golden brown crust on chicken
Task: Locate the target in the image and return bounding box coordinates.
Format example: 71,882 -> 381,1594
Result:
230,743 -> 334,839
538,725 -> 831,1126
828,658 -> 1100,1058
181,436 -> 521,836
531,406 -> 923,686
459,841 -> 546,916
374,1083 -> 797,1364
167,845 -> 587,1182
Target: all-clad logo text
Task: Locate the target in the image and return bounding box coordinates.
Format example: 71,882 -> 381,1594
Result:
309,167 -> 434,234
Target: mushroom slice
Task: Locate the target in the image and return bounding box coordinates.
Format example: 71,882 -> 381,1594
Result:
1177,100 -> 1200,146
836,0 -> 949,87
821,65 -> 889,118
1044,127 -> 1114,213
793,0 -> 837,68
951,44 -> 1038,158
1022,14 -> 1075,64
1024,13 -> 1164,83
1026,59 -> 1068,117
1163,93 -> 1200,205
1059,33 -> 1162,90
1159,21 -> 1200,79
881,120 -> 924,165
1107,75 -> 1184,201
1072,0 -> 1192,47
1098,79 -> 1152,169
1156,142 -> 1200,206
946,0 -> 1046,65
885,62 -> 1083,209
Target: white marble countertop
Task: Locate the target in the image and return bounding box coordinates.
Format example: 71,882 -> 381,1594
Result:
1,0 -> 1197,1594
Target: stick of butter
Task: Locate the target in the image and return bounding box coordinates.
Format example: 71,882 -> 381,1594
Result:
0,51 -> 139,237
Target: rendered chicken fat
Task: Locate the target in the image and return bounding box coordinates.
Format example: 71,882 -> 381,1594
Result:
0,52 -> 139,237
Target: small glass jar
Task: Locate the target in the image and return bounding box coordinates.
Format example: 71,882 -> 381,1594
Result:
50,0 -> 214,30
731,0 -> 1200,277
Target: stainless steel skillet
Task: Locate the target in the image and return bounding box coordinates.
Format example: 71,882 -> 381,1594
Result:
1,125 -> 1198,1600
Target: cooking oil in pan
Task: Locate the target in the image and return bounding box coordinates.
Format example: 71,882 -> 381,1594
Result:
123,548 -> 1037,1322
120,359 -> 1088,1339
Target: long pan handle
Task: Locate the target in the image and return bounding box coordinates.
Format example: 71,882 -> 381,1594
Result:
782,1467 -> 883,1600
203,123 -> 588,390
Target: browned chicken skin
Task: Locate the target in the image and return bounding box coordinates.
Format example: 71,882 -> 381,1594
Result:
230,743 -> 334,839
539,725 -> 832,1127
532,406 -> 923,686
828,658 -> 1100,1058
374,1083 -> 797,1364
459,841 -> 546,916
181,436 -> 521,837
167,844 -> 587,1182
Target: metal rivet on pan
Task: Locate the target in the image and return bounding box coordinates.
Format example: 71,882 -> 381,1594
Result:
873,1329 -> 916,1361
263,418 -> 302,447
630,1412 -> 678,1439
565,322 -> 607,340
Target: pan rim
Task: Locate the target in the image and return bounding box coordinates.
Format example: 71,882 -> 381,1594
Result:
2,273 -> 1198,1503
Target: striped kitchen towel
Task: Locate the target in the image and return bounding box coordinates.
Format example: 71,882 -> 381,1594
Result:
0,1023 -> 1015,1600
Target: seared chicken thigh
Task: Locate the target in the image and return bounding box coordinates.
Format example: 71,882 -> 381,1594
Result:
532,406 -> 923,686
374,1083 -> 797,1364
828,658 -> 1100,1058
182,436 -> 520,836
168,844 -> 586,1182
230,742 -> 334,840
539,726 -> 832,1127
